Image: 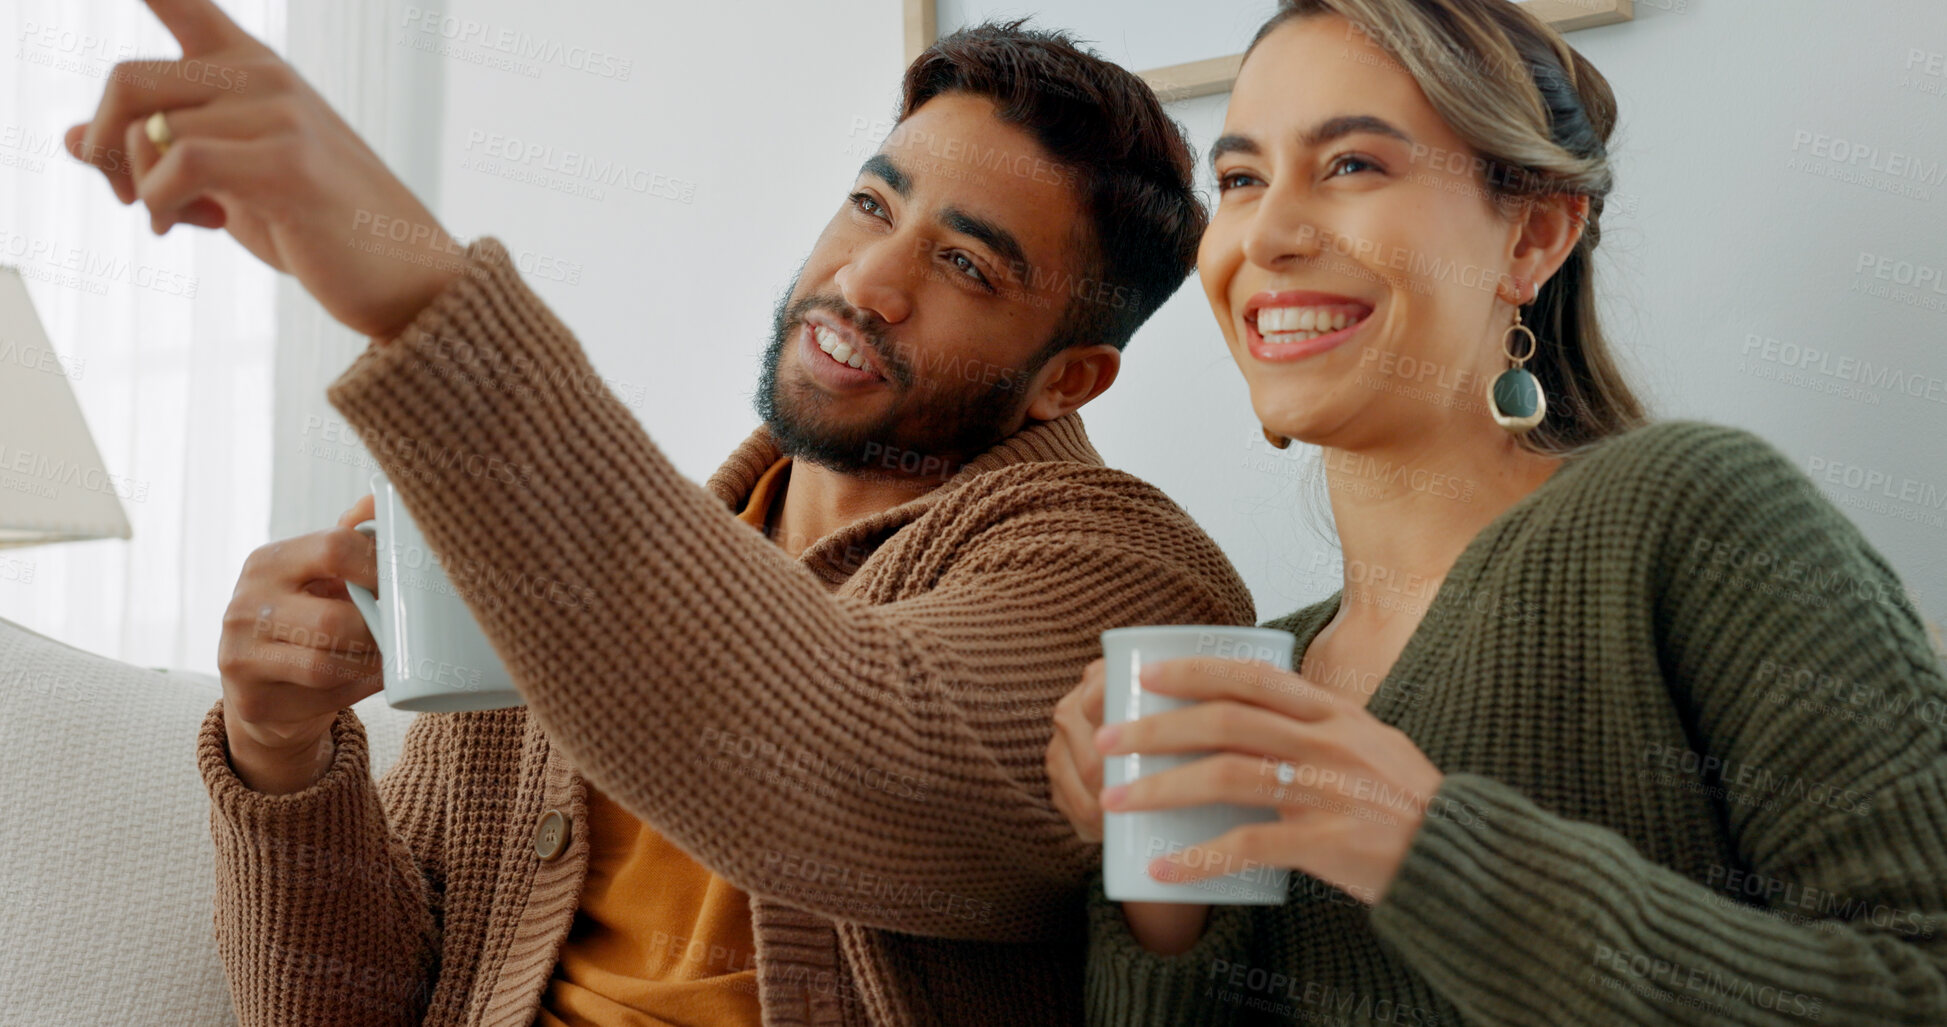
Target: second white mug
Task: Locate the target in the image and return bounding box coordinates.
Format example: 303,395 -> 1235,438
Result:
346,473 -> 526,713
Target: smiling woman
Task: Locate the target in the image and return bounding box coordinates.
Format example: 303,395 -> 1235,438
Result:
1044,1 -> 1947,1025
1212,0 -> 1645,457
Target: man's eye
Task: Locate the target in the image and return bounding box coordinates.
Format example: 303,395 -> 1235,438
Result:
850,191 -> 888,220
946,251 -> 990,287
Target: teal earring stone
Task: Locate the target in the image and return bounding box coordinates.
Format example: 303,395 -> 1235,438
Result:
1489,366 -> 1546,432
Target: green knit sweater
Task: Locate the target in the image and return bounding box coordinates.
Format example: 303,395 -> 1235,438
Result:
1085,419 -> 1947,1026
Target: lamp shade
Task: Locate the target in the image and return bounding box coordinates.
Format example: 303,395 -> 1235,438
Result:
0,266 -> 132,548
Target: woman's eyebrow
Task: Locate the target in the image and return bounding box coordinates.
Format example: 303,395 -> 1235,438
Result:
1208,133 -> 1261,169
1208,114 -> 1415,170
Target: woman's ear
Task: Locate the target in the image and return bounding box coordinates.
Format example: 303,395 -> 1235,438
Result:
1505,193 -> 1589,301
1025,344 -> 1122,421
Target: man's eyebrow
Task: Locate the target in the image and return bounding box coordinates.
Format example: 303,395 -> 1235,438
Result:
1207,115 -> 1414,169
860,153 -> 910,196
857,155 -> 1032,282
939,205 -> 1030,282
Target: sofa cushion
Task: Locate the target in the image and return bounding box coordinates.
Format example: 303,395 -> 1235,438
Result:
0,616 -> 418,1024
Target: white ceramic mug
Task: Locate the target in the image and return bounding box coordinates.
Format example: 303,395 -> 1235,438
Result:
346,473 -> 526,713
1100,625 -> 1296,904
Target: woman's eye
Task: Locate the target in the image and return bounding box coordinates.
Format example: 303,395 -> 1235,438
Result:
1216,171 -> 1259,192
850,191 -> 888,221
1328,154 -> 1381,177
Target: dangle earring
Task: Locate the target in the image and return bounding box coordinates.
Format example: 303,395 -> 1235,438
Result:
1487,285 -> 1546,434
1261,427 -> 1291,450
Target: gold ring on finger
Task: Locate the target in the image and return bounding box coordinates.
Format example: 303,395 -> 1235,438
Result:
145,110 -> 175,157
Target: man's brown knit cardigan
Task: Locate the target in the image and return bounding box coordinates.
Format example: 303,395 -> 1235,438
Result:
197,238 -> 1255,1026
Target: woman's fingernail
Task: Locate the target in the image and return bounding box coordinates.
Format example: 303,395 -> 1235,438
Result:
1100,784 -> 1127,808
1094,724 -> 1121,751
1149,858 -> 1178,882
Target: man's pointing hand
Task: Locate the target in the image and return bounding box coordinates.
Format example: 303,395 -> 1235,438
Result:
65,0 -> 462,340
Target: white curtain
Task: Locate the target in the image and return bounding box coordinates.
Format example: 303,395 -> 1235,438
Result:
0,1 -> 441,675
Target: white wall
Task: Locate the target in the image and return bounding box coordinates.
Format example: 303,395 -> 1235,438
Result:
420,0 -> 909,491
411,0 -> 1947,640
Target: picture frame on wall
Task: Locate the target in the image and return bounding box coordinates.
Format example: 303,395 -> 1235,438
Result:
903,0 -> 1633,101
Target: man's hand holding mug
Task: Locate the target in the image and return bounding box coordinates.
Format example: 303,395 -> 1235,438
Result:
215,496 -> 381,796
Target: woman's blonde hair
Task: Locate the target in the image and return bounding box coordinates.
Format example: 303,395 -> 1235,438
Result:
1248,0 -> 1649,454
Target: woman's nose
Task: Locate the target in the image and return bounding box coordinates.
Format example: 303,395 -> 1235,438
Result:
1241,182 -> 1325,272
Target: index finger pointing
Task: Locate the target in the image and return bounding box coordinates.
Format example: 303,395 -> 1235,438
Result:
144,0 -> 252,57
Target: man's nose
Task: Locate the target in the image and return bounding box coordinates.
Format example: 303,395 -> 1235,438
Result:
834,237 -> 917,326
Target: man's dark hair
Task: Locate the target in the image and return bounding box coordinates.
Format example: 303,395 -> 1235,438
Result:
899,20 -> 1206,361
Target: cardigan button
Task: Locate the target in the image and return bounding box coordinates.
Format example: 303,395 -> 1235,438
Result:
534,808 -> 569,861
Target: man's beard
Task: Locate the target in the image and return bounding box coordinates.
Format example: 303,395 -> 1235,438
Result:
753,280 -> 1047,477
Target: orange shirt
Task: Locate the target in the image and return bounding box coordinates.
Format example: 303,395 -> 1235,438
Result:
532,457 -> 792,1026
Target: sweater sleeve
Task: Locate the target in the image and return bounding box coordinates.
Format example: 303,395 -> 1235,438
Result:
322,236 -> 1255,943
1368,422 -> 1947,1025
199,699 -> 448,1026
1084,871 -> 1260,1027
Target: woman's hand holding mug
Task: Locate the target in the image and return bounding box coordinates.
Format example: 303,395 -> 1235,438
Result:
1097,656 -> 1446,902
64,0 -> 459,340
1049,652 -> 1450,953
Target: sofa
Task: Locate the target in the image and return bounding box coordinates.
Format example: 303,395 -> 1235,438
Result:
0,616 -> 418,1024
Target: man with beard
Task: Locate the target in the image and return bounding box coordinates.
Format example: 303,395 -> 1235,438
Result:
73,3 -> 1255,1025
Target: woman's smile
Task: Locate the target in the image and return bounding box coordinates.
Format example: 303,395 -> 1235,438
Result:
1242,289 -> 1377,362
